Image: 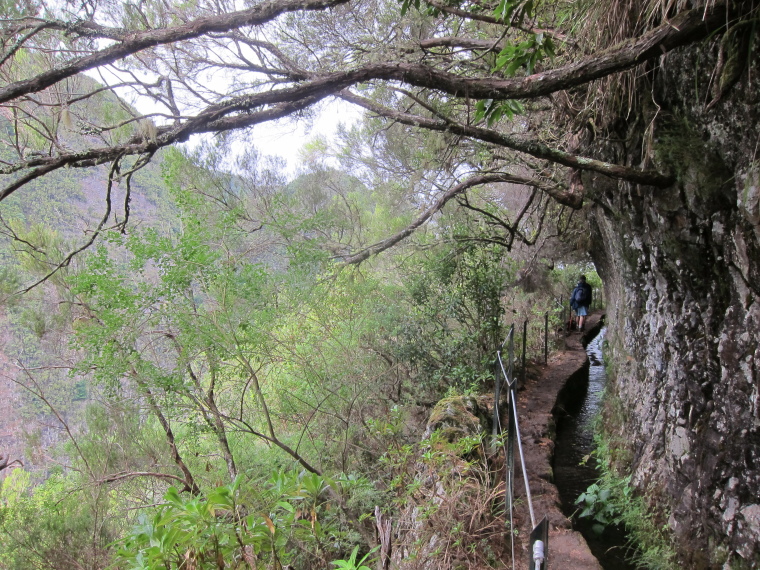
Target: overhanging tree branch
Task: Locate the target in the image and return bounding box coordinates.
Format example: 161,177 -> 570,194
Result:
0,3 -> 730,203
341,172 -> 562,264
339,91 -> 673,187
0,0 -> 352,104
1,3 -> 727,107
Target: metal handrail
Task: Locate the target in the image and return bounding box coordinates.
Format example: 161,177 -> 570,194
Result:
493,293 -> 603,567
494,319 -> 549,569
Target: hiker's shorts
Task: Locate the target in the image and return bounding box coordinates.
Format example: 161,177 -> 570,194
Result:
576,306 -> 588,316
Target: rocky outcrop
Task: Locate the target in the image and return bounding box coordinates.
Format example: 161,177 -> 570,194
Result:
423,394 -> 492,441
585,12 -> 760,568
389,395 -> 499,570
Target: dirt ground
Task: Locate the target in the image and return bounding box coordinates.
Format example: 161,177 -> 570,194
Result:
509,311 -> 605,570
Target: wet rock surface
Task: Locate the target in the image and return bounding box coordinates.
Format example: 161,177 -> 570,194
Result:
585,19 -> 760,567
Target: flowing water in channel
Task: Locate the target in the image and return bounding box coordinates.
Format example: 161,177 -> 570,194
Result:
553,328 -> 637,570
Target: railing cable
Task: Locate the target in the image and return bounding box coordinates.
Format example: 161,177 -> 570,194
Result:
494,319 -> 547,568
492,296 -> 605,567
511,390 -> 536,528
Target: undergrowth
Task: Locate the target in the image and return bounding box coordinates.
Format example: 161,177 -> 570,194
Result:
579,390 -> 678,570
375,427 -> 511,569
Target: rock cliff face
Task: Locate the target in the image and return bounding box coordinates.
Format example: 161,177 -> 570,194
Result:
586,21 -> 760,568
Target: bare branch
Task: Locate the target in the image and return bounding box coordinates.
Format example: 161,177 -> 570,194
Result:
132,370 -> 201,495
418,37 -> 504,53
0,21 -> 54,68
97,471 -> 193,486
20,155 -> 123,292
339,90 -> 672,187
341,172 -> 557,264
0,0 -> 352,105
0,454 -> 24,471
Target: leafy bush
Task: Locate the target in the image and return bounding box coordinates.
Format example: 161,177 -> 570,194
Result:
0,469 -> 114,569
575,477 -> 629,535
584,412 -> 678,570
114,471 -> 374,570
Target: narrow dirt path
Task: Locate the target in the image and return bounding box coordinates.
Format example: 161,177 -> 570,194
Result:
509,311 -> 605,570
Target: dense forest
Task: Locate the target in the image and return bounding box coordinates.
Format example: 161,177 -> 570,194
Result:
0,100 -> 588,569
1,0 -> 759,568
0,140 -> 584,568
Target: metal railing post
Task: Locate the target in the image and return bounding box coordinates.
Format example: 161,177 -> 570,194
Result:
492,356 -> 501,451
521,320 -> 527,390
495,323 -> 544,570
508,325 -> 514,386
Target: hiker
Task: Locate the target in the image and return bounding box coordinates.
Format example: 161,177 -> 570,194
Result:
570,275 -> 593,331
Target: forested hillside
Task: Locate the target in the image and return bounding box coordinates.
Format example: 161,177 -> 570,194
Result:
0,56 -> 582,570
2,0 -> 759,568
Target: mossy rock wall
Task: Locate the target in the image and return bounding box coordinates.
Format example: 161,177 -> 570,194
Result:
585,20 -> 760,568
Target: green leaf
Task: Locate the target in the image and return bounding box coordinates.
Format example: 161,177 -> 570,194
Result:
399,0 -> 420,16
579,506 -> 595,518
592,523 -> 606,535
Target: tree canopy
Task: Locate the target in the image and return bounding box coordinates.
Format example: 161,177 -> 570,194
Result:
0,0 -> 733,257
5,1 -> 753,566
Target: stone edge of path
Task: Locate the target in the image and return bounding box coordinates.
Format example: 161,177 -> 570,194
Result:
509,311 -> 605,570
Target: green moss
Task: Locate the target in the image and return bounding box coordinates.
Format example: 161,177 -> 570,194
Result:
426,395 -> 489,443
654,116 -> 734,212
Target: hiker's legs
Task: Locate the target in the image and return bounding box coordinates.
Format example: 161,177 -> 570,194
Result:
576,306 -> 588,330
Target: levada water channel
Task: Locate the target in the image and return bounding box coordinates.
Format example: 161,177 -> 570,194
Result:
553,327 -> 637,570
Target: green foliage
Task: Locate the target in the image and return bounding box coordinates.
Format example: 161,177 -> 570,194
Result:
493,32 -> 555,76
398,0 -> 420,17
389,239 -> 507,396
332,546 -> 376,570
0,469 -> 114,569
575,477 -> 629,535
114,471 -> 373,569
587,409 -> 678,570
474,99 -> 525,126
0,87 -> 575,570
114,480 -> 256,570
396,0 -> 554,126
0,266 -> 22,306
493,0 -> 539,26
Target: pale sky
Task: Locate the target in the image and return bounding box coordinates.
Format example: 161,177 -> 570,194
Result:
245,99 -> 363,175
